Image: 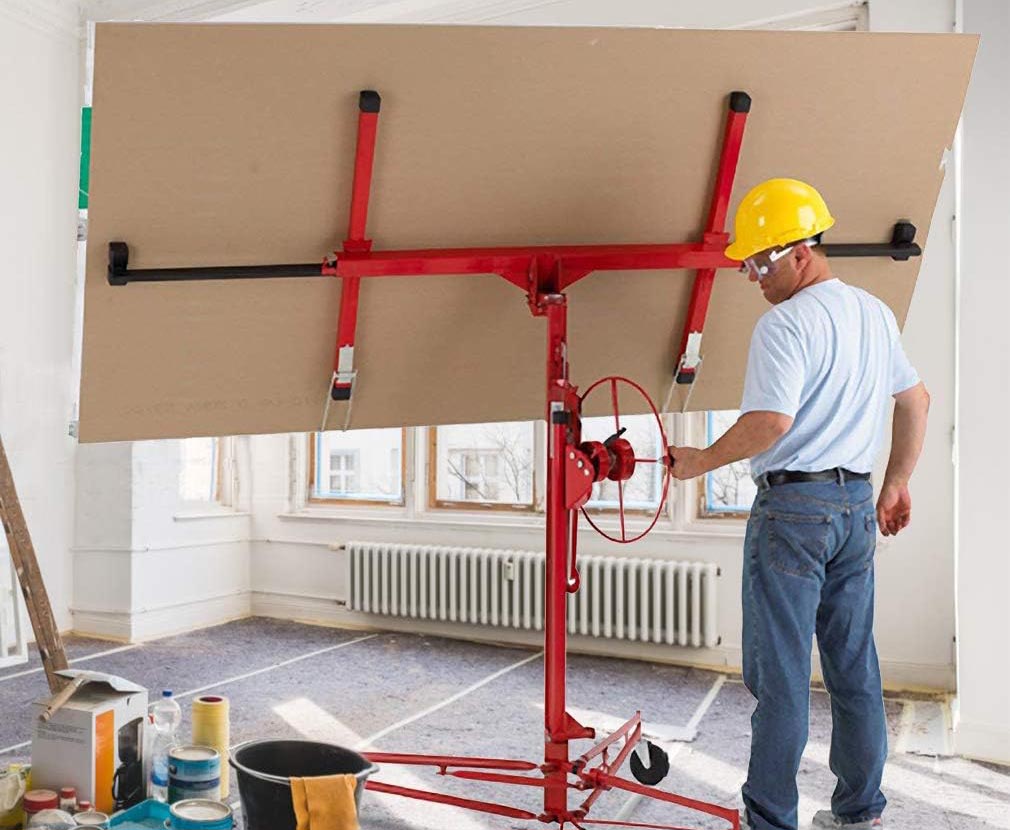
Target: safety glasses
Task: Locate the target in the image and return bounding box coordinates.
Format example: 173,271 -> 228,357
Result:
741,239 -> 818,281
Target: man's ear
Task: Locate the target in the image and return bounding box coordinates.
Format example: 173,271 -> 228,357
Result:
793,242 -> 814,271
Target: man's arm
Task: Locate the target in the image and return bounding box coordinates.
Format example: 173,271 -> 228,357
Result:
877,381 -> 930,536
668,411 -> 793,480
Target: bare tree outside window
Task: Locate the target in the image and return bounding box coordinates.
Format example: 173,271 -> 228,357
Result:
702,410 -> 756,516
434,422 -> 535,508
582,414 -> 664,510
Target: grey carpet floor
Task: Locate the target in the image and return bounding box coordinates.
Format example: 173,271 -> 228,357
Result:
1,618 -> 1007,829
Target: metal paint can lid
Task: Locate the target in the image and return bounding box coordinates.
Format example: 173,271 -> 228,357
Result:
73,811 -> 110,826
169,799 -> 232,820
171,745 -> 220,762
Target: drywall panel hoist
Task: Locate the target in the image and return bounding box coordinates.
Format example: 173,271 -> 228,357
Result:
107,90 -> 921,830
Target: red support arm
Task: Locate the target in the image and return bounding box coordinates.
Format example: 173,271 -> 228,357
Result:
330,90 -> 381,404
325,243 -> 737,283
675,90 -> 750,386
365,780 -> 539,821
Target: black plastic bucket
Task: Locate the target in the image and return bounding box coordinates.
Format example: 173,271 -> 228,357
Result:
230,739 -> 379,830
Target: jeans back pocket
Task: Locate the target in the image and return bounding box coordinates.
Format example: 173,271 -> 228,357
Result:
767,510 -> 832,577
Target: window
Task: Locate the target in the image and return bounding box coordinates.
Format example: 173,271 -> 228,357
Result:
310,429 -> 404,504
327,449 -> 359,494
701,410 -> 757,517
583,414 -> 665,512
179,437 -> 218,502
431,421 -> 535,509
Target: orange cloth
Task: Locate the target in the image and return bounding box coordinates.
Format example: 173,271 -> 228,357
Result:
291,774 -> 359,830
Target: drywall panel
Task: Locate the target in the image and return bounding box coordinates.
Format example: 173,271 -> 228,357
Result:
80,24 -> 975,440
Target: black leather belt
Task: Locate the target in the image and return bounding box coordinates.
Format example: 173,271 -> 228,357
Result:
761,468 -> 871,487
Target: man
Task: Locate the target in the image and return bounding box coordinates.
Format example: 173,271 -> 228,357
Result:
668,178 -> 930,830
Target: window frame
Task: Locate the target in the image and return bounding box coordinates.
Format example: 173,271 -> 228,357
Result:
290,414 -> 748,538
307,429 -> 408,507
427,424 -> 539,513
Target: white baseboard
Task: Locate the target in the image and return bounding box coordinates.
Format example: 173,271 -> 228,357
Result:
250,590 -> 346,626
249,590 -> 737,672
954,718 -> 1010,765
70,609 -> 134,641
73,591 -> 252,642
810,653 -> 955,694
250,590 -> 956,691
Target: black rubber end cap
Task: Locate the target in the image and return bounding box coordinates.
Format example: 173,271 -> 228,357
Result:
729,91 -> 752,113
331,385 -> 352,401
891,220 -> 917,246
890,221 -> 920,261
676,371 -> 696,385
359,90 -> 381,113
108,241 -> 129,286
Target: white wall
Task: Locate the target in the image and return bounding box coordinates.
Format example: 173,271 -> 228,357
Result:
0,0 -> 83,633
72,439 -> 253,641
955,0 -> 1010,765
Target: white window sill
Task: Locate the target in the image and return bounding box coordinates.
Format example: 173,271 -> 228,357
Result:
278,508 -> 746,543
173,508 -> 250,522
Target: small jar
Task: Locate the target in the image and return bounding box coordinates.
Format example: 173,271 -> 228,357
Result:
59,788 -> 77,814
76,801 -> 92,813
23,790 -> 59,821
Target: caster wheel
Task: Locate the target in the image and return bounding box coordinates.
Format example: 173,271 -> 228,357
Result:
630,740 -> 670,786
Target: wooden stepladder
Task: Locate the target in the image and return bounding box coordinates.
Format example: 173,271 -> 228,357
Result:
0,435 -> 68,692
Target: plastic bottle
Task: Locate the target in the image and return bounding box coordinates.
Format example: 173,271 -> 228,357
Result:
149,690 -> 182,802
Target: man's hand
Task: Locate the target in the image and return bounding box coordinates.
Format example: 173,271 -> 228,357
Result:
667,446 -> 710,481
877,482 -> 911,536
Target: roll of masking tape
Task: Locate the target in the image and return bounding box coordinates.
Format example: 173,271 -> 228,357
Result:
191,695 -> 231,798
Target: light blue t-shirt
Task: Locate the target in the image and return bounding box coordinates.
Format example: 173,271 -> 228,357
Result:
741,279 -> 920,478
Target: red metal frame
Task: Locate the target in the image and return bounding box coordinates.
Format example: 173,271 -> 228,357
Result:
323,90 -> 746,829
330,94 -> 380,400
674,94 -> 750,385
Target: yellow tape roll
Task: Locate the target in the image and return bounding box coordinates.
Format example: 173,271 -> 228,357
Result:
191,695 -> 231,798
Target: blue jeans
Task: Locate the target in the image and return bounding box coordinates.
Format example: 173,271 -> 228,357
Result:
741,477 -> 887,830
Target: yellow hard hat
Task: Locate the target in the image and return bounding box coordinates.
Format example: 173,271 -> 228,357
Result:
725,178 -> 835,261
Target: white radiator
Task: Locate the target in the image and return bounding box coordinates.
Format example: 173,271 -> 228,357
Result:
345,543 -> 719,648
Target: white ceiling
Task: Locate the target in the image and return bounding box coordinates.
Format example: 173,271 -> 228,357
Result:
82,0 -> 865,28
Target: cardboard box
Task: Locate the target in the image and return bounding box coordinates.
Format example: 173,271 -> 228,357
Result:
31,670 -> 148,815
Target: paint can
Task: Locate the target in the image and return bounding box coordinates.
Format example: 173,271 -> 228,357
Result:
166,799 -> 233,830
168,745 -> 221,803
73,811 -> 110,827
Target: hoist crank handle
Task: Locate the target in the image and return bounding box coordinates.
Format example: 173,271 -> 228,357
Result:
604,426 -> 627,447
567,512 -> 581,593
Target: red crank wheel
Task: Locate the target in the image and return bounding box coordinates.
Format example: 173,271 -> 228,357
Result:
578,376 -> 671,543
